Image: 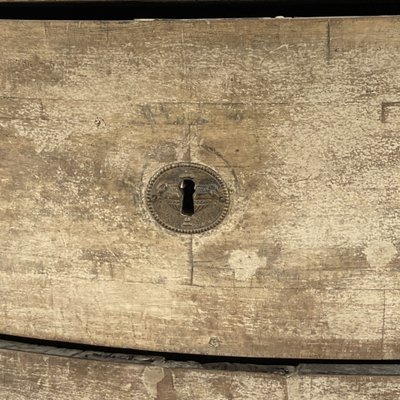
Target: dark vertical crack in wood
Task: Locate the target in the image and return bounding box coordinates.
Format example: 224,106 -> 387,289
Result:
381,289 -> 386,357
189,235 -> 194,285
327,19 -> 331,62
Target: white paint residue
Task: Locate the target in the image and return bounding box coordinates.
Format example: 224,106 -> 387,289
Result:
121,383 -> 132,391
142,367 -> 165,399
229,250 -> 265,281
363,240 -> 397,269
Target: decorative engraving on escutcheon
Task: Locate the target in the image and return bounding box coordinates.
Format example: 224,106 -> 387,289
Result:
145,162 -> 230,234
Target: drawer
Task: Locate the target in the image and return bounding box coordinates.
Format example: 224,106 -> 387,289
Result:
1,17 -> 400,361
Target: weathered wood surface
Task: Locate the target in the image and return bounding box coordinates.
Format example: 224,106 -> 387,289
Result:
1,343 -> 400,400
1,17 -> 400,358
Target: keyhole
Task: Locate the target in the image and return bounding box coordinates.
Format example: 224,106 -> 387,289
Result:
180,179 -> 195,216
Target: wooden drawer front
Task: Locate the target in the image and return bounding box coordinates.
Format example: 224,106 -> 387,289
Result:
1,18 -> 400,359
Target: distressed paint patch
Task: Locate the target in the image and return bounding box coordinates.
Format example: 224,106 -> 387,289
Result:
229,250 -> 265,281
142,366 -> 165,399
363,240 -> 397,269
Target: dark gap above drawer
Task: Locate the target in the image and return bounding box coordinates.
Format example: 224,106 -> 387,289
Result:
0,0 -> 399,19
1,334 -> 400,375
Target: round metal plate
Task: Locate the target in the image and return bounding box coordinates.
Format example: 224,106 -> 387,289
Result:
145,162 -> 230,234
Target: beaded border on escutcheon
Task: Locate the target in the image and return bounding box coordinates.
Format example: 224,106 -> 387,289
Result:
145,162 -> 230,234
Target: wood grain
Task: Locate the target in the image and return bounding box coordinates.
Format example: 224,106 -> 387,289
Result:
1,343 -> 400,399
1,17 -> 400,358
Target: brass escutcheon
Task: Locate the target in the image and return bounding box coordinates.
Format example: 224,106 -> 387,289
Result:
145,162 -> 230,234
